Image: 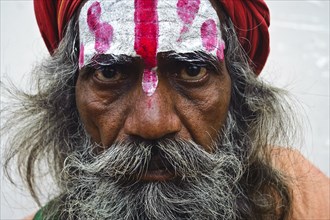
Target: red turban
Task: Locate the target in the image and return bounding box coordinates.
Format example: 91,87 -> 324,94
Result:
219,0 -> 270,74
34,0 -> 270,74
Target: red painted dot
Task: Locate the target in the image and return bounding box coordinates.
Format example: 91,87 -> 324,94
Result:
177,0 -> 201,40
87,2 -> 113,53
201,19 -> 217,52
177,0 -> 200,25
79,43 -> 84,68
87,2 -> 101,31
217,40 -> 226,60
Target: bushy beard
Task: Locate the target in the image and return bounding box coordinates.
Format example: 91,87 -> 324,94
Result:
58,117 -> 243,220
57,142 -> 243,219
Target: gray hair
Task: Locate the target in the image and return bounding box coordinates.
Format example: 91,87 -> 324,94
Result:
2,8 -> 298,219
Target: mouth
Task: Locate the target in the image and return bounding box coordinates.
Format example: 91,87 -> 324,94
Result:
140,148 -> 175,182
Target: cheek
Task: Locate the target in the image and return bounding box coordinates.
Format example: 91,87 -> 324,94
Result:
202,84 -> 231,142
176,74 -> 231,151
205,81 -> 231,133
75,77 -> 128,146
75,78 -> 102,143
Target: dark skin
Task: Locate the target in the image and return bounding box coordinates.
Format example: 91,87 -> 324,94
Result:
76,52 -> 231,153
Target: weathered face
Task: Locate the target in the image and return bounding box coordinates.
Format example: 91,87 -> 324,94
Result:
76,0 -> 231,180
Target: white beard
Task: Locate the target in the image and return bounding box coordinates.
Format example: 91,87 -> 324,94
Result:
58,135 -> 243,220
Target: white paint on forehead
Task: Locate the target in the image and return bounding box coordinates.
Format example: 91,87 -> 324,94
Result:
79,0 -> 136,67
157,0 -> 222,55
78,0 -> 224,68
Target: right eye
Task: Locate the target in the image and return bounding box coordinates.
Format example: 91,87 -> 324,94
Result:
94,65 -> 125,82
179,64 -> 208,81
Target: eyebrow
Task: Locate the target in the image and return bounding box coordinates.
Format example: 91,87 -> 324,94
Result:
165,51 -> 221,71
87,54 -> 136,67
85,52 -> 221,73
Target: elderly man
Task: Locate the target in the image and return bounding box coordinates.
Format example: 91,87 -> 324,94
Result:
2,0 -> 329,219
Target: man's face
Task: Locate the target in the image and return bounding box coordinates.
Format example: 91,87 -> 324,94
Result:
76,0 -> 231,181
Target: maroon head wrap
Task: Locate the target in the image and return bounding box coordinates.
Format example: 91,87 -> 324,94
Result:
219,0 -> 270,74
34,0 -> 270,75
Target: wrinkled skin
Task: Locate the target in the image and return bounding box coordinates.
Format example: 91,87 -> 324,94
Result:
76,55 -> 231,153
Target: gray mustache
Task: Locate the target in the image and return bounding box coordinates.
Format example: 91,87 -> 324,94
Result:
61,138 -> 242,220
65,139 -> 231,182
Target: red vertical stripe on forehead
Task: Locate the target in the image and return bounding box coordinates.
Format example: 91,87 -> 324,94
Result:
134,0 -> 159,69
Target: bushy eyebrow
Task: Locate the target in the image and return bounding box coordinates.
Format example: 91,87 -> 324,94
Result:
84,52 -> 221,73
88,54 -> 136,67
164,51 -> 221,72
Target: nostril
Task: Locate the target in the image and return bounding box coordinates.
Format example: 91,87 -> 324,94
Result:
126,135 -> 147,144
161,132 -> 178,140
127,132 -> 179,145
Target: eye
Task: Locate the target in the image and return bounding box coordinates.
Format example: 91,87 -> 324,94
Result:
178,65 -> 207,81
94,65 -> 125,82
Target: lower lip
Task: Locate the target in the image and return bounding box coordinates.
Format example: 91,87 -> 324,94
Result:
140,169 -> 175,182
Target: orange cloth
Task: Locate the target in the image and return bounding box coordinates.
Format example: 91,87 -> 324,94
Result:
272,148 -> 330,219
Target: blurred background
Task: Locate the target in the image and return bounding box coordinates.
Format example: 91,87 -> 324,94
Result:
1,1 -> 329,219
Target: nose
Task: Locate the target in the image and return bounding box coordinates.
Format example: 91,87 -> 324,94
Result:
124,83 -> 181,140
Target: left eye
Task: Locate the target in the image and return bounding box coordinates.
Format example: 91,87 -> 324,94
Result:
94,66 -> 124,82
178,65 -> 207,81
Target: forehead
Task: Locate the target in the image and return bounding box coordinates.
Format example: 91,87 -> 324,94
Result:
79,0 -> 223,67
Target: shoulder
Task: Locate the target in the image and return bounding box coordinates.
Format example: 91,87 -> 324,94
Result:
23,208 -> 42,220
22,212 -> 36,220
22,200 -> 60,220
271,148 -> 330,219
